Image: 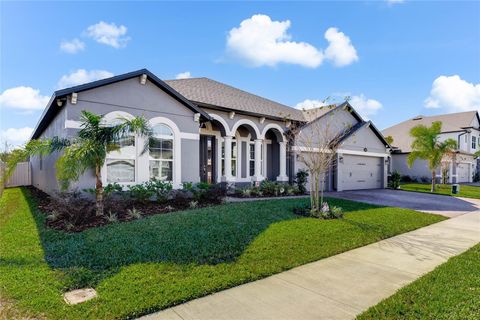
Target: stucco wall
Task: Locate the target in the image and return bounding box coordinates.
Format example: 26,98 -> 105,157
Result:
32,77 -> 201,195
295,108 -> 358,148
391,154 -> 434,180
31,107 -> 67,194
340,124 -> 387,154
294,108 -> 389,191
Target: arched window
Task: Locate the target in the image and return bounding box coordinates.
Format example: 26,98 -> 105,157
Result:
104,112 -> 136,183
149,124 -> 174,181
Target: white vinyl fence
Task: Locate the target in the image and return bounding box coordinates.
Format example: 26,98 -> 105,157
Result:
0,161 -> 4,197
5,161 -> 31,188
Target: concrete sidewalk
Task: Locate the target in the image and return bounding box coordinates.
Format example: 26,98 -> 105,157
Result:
141,211 -> 480,320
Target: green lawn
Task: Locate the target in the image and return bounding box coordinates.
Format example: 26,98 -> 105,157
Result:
401,183 -> 480,199
358,243 -> 480,320
0,187 -> 445,320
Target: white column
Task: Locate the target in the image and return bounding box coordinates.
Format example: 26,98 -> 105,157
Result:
277,141 -> 288,182
253,139 -> 264,182
449,162 -> 453,184
223,136 -> 233,182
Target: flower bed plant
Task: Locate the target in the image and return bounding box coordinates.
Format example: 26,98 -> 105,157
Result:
233,180 -> 302,198
31,181 -> 226,232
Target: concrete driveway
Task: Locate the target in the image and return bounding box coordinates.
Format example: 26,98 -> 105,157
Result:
325,189 -> 480,217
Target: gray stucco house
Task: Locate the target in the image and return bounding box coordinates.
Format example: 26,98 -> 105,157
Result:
30,69 -> 391,194
383,111 -> 480,183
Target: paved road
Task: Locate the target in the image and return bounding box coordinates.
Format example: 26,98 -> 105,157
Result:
325,189 -> 480,217
140,211 -> 480,320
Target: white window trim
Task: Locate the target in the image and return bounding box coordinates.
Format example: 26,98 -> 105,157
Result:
149,124 -> 174,183
149,117 -> 182,188
101,111 -> 137,187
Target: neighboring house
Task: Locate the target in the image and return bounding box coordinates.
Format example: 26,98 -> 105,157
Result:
383,111 -> 480,183
29,69 -> 391,195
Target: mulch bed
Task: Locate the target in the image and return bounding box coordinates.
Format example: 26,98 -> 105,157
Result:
26,186 -> 221,233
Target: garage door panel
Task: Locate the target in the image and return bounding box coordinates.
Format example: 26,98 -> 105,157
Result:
342,155 -> 383,190
456,163 -> 470,183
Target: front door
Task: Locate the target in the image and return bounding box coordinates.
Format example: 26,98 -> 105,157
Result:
199,135 -> 216,183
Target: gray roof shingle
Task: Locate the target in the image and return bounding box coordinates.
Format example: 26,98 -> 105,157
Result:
165,77 -> 305,121
382,111 -> 479,152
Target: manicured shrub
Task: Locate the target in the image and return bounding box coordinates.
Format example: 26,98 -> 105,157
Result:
182,181 -> 194,191
388,171 -> 401,189
146,179 -> 173,202
400,175 -> 414,183
128,183 -> 155,203
420,176 -> 430,183
259,180 -> 279,196
294,202 -> 344,220
295,169 -> 309,194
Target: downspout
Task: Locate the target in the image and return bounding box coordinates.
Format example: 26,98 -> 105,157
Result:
454,130 -> 469,183
457,130 -> 469,151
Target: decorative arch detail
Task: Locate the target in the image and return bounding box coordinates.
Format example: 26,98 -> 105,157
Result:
209,114 -> 232,136
148,116 -> 182,188
231,119 -> 261,139
261,123 -> 286,142
102,110 -> 135,124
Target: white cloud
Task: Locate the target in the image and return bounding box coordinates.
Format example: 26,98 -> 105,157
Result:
0,86 -> 50,110
349,94 -> 383,120
324,28 -> 358,67
296,94 -> 382,120
295,99 -> 329,110
226,14 -> 358,68
175,71 -> 192,79
57,69 -> 114,89
86,21 -> 130,48
424,75 -> 480,112
0,127 -> 33,148
227,14 -> 324,68
60,38 -> 85,54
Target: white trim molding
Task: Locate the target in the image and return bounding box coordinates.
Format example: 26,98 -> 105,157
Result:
231,119 -> 261,139
149,116 -> 182,188
337,149 -> 389,158
293,146 -> 389,158
209,113 -> 232,136
180,132 -> 200,140
65,120 -> 82,129
260,123 -> 286,141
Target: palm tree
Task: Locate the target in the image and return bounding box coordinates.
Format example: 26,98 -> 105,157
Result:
407,121 -> 457,192
6,110 -> 152,216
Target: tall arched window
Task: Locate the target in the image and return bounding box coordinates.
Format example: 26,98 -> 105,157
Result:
104,112 -> 136,183
149,124 -> 174,181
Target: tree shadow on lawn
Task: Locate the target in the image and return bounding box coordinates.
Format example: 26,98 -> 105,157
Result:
23,188 -> 389,289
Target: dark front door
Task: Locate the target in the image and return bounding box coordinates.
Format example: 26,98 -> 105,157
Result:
199,135 -> 216,183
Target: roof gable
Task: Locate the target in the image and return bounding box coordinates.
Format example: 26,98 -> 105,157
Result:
32,69 -> 210,139
382,110 -> 479,152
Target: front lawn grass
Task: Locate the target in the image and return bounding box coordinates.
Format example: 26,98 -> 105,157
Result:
401,183 -> 480,199
358,243 -> 480,319
0,187 -> 445,320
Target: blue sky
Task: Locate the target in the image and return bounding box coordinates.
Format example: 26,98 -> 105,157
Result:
1,1 -> 479,148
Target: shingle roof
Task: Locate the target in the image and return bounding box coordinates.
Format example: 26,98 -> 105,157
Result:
165,77 -> 305,121
382,111 -> 479,152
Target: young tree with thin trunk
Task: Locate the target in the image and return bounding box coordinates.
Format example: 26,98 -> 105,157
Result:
407,121 -> 457,192
294,105 -> 350,213
6,110 -> 152,216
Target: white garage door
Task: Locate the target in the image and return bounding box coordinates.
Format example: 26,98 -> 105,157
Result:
342,155 -> 383,190
456,163 -> 470,183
